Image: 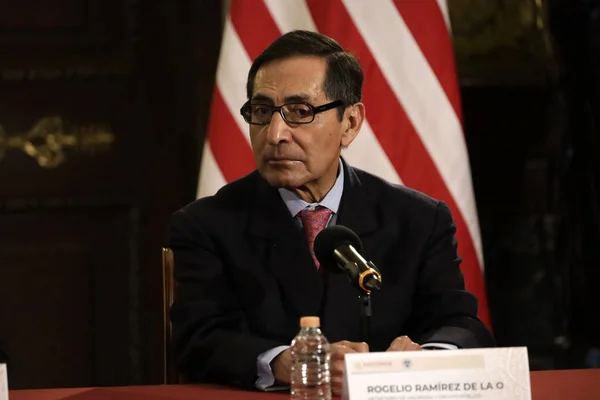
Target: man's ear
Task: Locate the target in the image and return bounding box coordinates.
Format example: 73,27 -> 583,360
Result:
341,102 -> 365,147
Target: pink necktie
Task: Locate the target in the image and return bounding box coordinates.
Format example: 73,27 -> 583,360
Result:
298,207 -> 333,268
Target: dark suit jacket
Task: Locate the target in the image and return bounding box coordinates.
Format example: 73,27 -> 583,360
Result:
168,161 -> 494,389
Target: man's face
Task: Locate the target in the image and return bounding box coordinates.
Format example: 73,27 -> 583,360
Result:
249,56 -> 356,191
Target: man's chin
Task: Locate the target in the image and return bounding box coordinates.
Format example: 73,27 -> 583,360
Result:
259,170 -> 304,190
266,177 -> 300,190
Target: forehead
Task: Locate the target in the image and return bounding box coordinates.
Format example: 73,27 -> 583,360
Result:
252,56 -> 327,100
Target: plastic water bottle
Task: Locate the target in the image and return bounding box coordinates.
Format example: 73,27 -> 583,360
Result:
290,316 -> 332,400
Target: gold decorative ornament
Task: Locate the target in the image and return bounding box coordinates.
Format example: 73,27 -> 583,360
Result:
448,0 -> 553,84
0,116 -> 115,168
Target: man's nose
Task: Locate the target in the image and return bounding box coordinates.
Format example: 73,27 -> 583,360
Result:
265,111 -> 292,145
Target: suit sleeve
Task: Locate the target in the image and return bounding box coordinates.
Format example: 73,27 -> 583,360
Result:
168,208 -> 286,389
404,201 -> 495,348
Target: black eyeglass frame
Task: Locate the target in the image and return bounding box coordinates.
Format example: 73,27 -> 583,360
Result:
240,100 -> 344,125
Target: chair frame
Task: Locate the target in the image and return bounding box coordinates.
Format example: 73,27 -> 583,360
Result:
162,247 -> 177,384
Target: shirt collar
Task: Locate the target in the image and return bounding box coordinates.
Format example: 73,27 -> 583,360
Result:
278,158 -> 344,217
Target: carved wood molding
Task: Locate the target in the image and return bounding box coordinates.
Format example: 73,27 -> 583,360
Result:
0,116 -> 115,168
0,0 -> 138,81
0,196 -> 133,212
448,0 -> 556,85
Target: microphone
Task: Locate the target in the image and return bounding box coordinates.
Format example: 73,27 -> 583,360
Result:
314,225 -> 382,293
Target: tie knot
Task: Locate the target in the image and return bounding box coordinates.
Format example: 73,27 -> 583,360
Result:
298,206 -> 333,268
298,206 -> 333,226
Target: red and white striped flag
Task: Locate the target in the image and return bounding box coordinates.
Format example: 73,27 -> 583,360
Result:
197,0 -> 491,329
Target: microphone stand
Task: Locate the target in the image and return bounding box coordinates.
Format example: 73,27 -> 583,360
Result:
338,258 -> 381,346
358,291 -> 372,344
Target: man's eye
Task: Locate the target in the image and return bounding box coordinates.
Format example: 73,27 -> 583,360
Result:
253,106 -> 270,115
287,105 -> 311,118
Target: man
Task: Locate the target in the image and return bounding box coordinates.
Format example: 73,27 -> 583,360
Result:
168,30 -> 494,395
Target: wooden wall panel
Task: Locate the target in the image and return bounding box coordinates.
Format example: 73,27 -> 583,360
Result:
0,207 -> 133,388
0,0 -> 222,389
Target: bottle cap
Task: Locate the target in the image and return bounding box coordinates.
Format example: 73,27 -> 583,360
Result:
300,316 -> 320,328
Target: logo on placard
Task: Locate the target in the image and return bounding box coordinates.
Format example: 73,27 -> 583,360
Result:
403,359 -> 412,368
353,360 -> 393,371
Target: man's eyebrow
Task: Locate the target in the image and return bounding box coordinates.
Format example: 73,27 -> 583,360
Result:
250,93 -> 313,104
250,94 -> 273,103
284,94 -> 312,103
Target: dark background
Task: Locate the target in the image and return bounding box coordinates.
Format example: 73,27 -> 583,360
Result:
0,0 -> 598,389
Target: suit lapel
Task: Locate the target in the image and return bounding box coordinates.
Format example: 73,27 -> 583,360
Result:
336,160 -> 379,237
321,160 -> 382,342
246,173 -> 324,319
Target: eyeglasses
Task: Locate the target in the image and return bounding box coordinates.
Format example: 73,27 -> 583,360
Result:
240,100 -> 344,125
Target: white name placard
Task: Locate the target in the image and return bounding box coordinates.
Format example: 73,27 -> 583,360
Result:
0,364 -> 7,400
343,347 -> 531,400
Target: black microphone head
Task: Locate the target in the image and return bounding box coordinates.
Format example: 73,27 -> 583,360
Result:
314,225 -> 363,272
